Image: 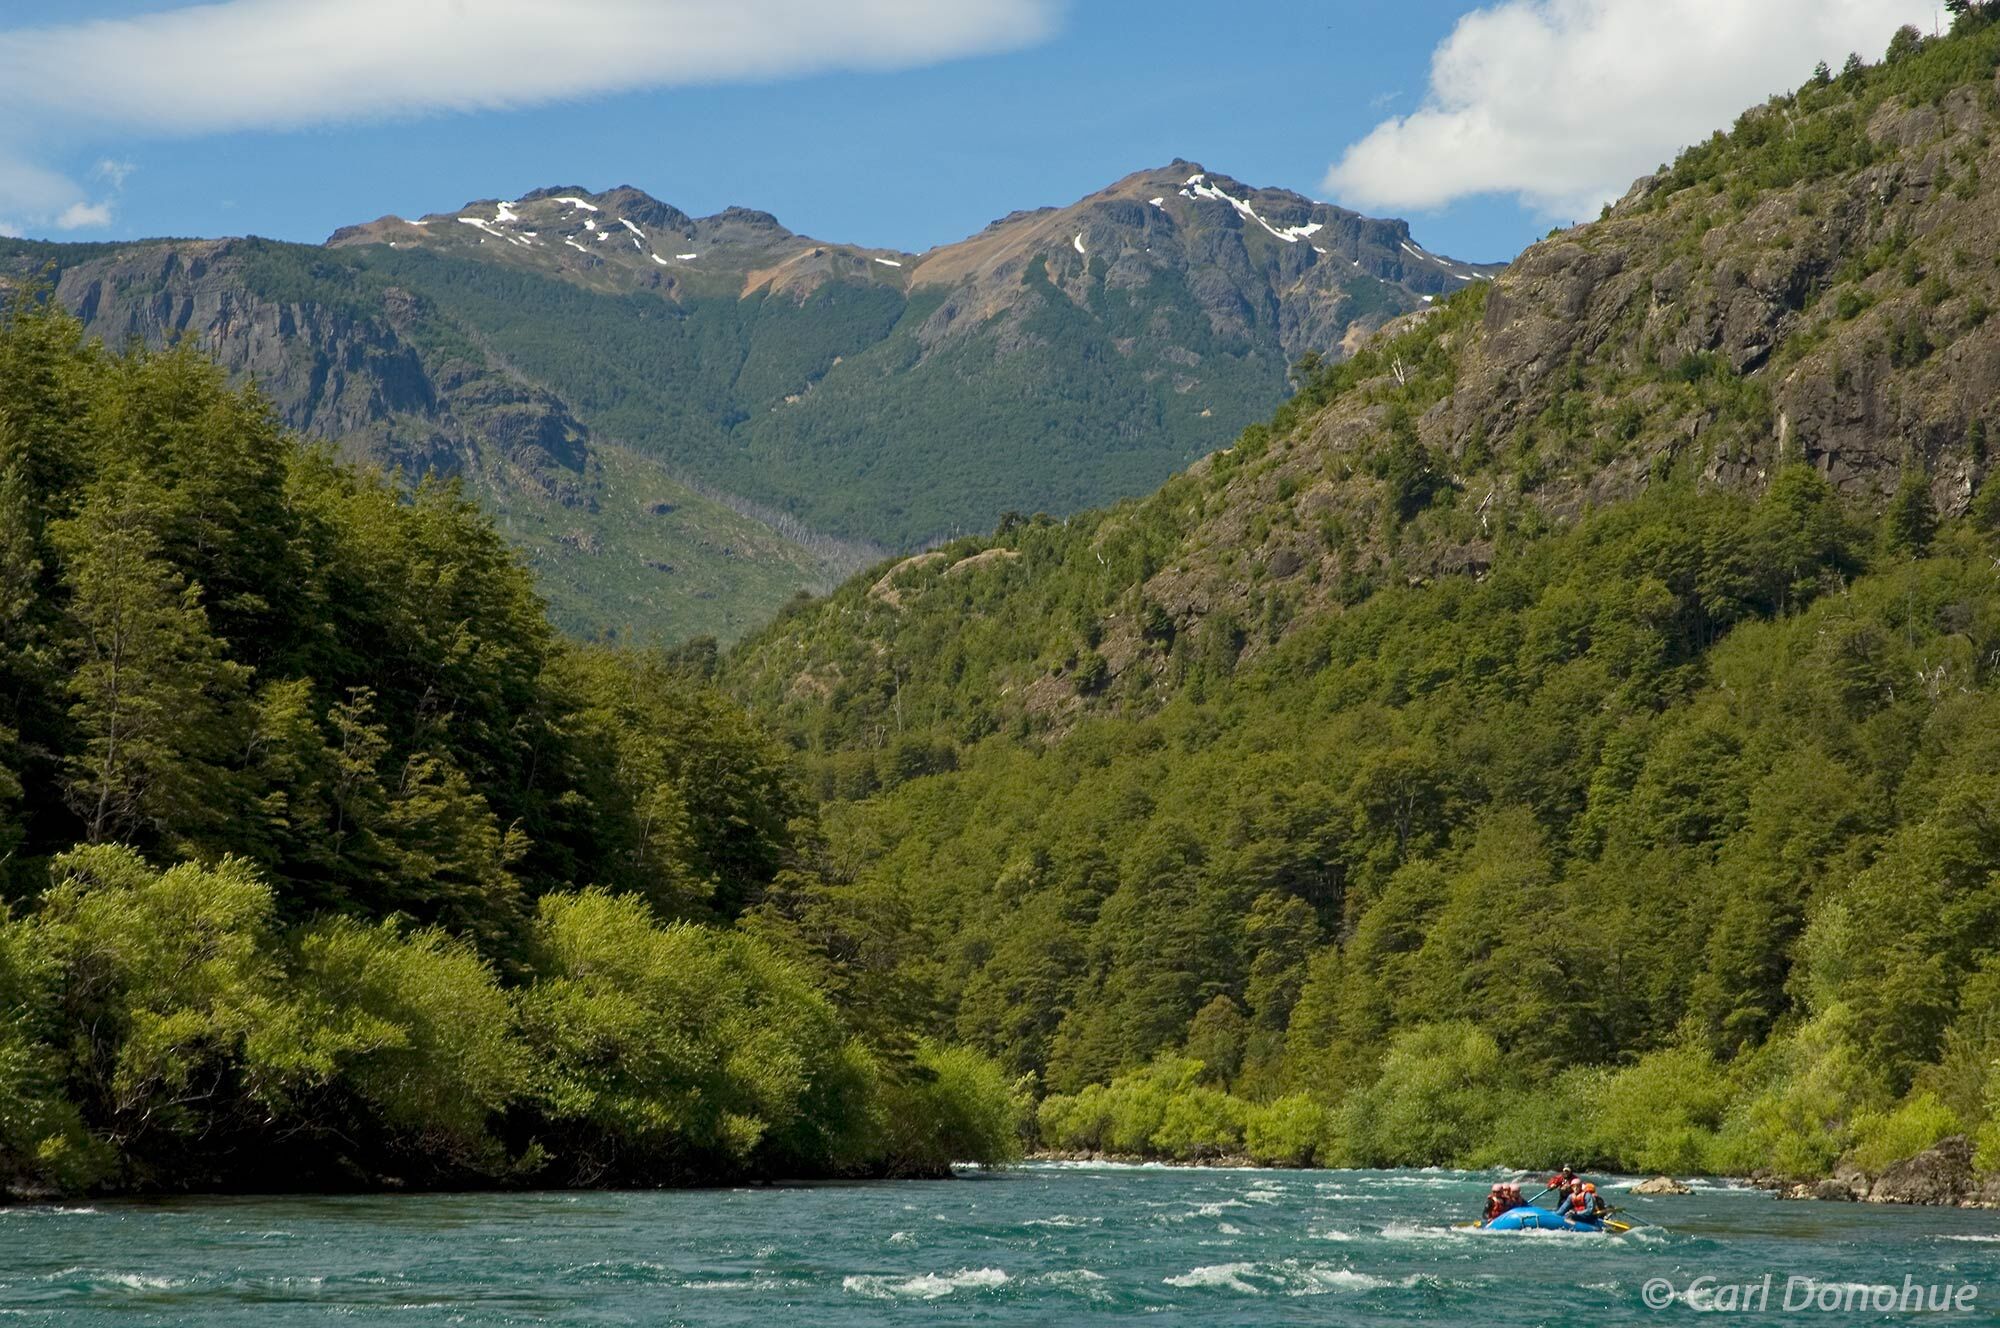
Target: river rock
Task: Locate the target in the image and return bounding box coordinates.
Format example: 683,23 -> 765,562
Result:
1866,1135 -> 1974,1205
1810,1166 -> 1869,1202
1630,1175 -> 1693,1196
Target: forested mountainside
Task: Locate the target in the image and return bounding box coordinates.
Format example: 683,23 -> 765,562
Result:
0,298 -> 1019,1197
0,166 -> 1488,643
728,16 -> 2000,1181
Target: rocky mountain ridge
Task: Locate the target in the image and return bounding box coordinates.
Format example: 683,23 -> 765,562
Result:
3,164 -> 1489,641
329,164 -> 1496,353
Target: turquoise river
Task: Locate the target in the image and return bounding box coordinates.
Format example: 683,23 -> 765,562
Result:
3,1164 -> 1997,1324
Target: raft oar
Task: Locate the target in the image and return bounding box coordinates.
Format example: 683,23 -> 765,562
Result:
1601,1205 -> 1659,1233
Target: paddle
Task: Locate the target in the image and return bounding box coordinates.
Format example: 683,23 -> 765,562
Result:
1601,1205 -> 1657,1233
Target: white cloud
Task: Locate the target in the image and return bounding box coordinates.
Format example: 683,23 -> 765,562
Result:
0,0 -> 1059,132
0,151 -> 84,216
1325,0 -> 1938,220
94,159 -> 137,189
56,201 -> 113,230
0,149 -> 108,235
0,0 -> 1059,227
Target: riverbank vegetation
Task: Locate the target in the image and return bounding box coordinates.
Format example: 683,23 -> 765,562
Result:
0,297 -> 1020,1196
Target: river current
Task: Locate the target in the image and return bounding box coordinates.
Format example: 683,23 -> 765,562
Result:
3,1163 -> 1997,1324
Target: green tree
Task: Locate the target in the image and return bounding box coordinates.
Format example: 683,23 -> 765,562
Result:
517,889 -> 859,1179
876,1040 -> 1025,1174
50,477 -> 246,850
1335,1022 -> 1508,1167
1883,471 -> 1938,555
1184,995 -> 1249,1086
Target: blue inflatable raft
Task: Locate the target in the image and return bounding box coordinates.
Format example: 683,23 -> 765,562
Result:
1476,1203 -> 1624,1233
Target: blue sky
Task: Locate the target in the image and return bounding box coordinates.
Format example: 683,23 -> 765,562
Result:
0,1 -> 1942,264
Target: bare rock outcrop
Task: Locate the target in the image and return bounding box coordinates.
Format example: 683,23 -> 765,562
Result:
1630,1175 -> 1694,1196
1866,1135 -> 1975,1206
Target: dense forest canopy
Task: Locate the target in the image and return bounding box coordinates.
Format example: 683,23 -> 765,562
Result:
727,14 -> 2000,1180
0,295 -> 1019,1194
745,469 -> 2000,1175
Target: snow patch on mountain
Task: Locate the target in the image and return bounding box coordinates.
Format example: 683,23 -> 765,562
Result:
1178,174 -> 1325,245
458,216 -> 531,248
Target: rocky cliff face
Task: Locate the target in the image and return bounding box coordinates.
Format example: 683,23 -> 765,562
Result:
1101,64 -> 2000,683
1434,83 -> 2000,516
1,234 -> 842,643
40,238 -> 588,499
1781,1135 -> 2000,1207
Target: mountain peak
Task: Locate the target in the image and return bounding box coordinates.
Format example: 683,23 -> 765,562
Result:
907,162 -> 1495,304
517,184 -> 594,203
322,184 -> 834,292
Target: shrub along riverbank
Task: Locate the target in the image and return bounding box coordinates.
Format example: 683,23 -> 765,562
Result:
1031,1021 -> 1987,1185
3,847 -> 1023,1193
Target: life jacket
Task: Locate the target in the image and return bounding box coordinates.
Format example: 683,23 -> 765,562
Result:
1570,1191 -> 1590,1214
